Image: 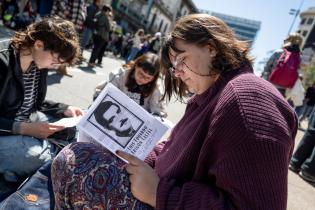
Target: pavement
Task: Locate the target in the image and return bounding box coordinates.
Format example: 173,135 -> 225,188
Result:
1,25 -> 315,209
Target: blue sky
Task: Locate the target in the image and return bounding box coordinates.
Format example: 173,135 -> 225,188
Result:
193,0 -> 315,74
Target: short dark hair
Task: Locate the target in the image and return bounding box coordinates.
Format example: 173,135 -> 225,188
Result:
94,100 -> 135,137
102,4 -> 112,12
10,16 -> 80,65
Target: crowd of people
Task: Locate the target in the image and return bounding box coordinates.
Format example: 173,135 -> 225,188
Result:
0,0 -> 162,65
0,0 -> 314,210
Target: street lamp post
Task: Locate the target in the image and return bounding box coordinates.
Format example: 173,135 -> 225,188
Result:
287,0 -> 305,35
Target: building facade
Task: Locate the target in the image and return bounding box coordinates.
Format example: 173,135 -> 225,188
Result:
298,7 -> 315,66
109,0 -> 197,35
199,9 -> 261,47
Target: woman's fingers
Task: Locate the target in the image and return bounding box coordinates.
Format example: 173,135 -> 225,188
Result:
116,150 -> 141,165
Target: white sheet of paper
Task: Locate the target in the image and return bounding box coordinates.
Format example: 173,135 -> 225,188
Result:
77,83 -> 170,162
52,116 -> 82,127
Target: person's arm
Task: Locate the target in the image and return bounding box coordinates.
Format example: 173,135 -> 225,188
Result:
93,68 -> 125,100
156,139 -> 291,210
156,82 -> 296,210
144,141 -> 166,167
39,100 -> 69,118
148,85 -> 167,118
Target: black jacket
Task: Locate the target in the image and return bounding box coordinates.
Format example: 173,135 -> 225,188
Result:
0,40 -> 68,135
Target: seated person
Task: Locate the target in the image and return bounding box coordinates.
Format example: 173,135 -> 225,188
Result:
94,52 -> 167,117
0,16 -> 82,184
51,14 -> 297,210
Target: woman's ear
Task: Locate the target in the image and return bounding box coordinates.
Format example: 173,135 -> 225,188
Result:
34,40 -> 44,50
208,44 -> 217,58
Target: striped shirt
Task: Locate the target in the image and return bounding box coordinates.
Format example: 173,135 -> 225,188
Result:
15,64 -> 40,122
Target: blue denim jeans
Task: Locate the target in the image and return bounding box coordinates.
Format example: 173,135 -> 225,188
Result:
80,27 -> 93,50
0,112 -> 58,183
291,109 -> 315,175
299,105 -> 314,122
126,47 -> 139,63
0,161 -> 54,210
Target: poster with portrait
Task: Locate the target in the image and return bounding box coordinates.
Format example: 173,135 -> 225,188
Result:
77,83 -> 170,161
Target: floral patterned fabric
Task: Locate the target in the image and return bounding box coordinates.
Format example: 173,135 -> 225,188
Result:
51,142 -> 153,210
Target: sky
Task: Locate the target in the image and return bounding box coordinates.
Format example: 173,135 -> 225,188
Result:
193,0 -> 315,74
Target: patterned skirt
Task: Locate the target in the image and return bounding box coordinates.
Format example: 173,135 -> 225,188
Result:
51,142 -> 153,210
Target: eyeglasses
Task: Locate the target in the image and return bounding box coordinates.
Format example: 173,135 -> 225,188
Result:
168,53 -> 211,77
136,67 -> 155,81
168,52 -> 191,76
168,59 -> 192,75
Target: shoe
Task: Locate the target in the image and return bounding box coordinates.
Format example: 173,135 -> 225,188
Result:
299,170 -> 315,183
88,62 -> 96,67
289,164 -> 300,173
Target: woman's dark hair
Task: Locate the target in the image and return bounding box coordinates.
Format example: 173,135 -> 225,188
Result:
125,52 -> 160,97
160,14 -> 254,101
10,16 -> 80,65
102,4 -> 112,12
94,100 -> 135,137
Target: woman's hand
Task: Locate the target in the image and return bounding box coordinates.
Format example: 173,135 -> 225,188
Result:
20,122 -> 65,139
116,150 -> 159,208
63,106 -> 83,117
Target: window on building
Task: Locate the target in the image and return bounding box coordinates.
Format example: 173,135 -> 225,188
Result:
307,18 -> 314,25
300,18 -> 306,24
158,19 -> 164,32
163,23 -> 168,33
302,30 -> 308,37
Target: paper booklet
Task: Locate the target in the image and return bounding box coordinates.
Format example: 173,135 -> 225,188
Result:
77,83 -> 170,162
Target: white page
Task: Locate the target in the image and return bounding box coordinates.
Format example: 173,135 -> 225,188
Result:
51,116 -> 82,127
77,83 -> 170,162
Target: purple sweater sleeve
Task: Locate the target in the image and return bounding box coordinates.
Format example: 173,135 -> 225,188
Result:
156,140 -> 291,210
144,142 -> 165,167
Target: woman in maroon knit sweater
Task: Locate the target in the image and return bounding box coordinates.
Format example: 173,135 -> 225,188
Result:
51,14 -> 297,209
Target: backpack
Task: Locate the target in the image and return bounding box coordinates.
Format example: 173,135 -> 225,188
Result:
268,48 -> 300,88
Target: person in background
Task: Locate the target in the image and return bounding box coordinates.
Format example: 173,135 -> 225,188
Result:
80,0 -> 102,51
0,17 -> 82,184
126,28 -> 144,63
261,33 -> 303,96
38,0 -> 54,17
50,0 -> 86,32
88,4 -> 111,67
290,108 -> 315,183
148,32 -> 161,54
51,0 -> 86,74
298,82 -> 315,126
0,0 -> 19,28
51,14 -> 297,210
93,52 -> 166,117
95,8 -> 114,66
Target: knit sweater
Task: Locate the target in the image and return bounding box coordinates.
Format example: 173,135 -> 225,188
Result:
150,65 -> 297,210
